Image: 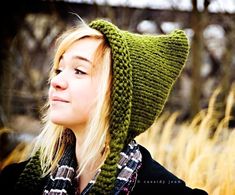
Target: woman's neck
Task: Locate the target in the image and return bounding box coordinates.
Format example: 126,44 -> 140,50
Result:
75,145 -> 103,193
71,127 -> 86,163
79,167 -> 99,192
70,126 -> 107,193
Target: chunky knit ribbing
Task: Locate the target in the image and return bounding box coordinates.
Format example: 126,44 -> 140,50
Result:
15,150 -> 42,194
89,19 -> 189,194
124,29 -> 189,140
89,19 -> 133,194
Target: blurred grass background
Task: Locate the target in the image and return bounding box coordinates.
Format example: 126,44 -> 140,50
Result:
136,84 -> 235,194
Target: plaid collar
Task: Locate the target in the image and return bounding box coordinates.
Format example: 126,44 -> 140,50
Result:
114,140 -> 142,194
78,140 -> 142,195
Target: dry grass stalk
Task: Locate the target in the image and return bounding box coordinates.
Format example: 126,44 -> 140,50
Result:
136,85 -> 235,195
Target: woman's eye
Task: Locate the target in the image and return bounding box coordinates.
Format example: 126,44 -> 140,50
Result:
54,68 -> 62,75
75,68 -> 86,75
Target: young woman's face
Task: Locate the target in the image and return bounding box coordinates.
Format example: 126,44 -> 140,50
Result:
49,37 -> 102,130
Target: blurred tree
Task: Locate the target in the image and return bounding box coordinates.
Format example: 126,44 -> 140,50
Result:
222,18 -> 235,98
0,2 -> 27,127
10,13 -> 65,119
189,0 -> 209,118
216,17 -> 235,120
0,1 -> 67,131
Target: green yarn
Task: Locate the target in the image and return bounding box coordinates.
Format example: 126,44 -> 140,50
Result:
89,19 -> 189,194
15,150 -> 42,193
89,19 -> 133,194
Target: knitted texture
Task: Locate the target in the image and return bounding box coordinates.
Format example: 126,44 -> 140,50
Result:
89,19 -> 133,194
89,19 -> 189,194
15,150 -> 42,194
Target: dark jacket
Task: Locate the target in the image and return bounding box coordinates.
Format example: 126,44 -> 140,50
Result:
0,145 -> 208,195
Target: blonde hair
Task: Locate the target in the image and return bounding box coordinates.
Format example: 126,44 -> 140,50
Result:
32,23 -> 112,177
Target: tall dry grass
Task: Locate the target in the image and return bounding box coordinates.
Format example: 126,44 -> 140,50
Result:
136,85 -> 235,195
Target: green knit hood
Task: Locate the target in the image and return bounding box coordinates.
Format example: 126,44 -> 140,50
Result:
15,19 -> 189,195
89,19 -> 189,194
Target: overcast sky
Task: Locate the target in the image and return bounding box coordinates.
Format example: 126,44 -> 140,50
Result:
70,0 -> 235,13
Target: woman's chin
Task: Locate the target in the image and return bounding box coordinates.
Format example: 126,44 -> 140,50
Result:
49,115 -> 66,125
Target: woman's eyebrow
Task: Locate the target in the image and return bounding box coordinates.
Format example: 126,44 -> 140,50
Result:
72,55 -> 92,65
60,55 -> 92,65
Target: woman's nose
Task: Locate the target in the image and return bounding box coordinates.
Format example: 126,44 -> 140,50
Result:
50,73 -> 68,90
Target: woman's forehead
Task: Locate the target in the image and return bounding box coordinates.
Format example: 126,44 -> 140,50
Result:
61,40 -> 92,61
60,38 -> 103,64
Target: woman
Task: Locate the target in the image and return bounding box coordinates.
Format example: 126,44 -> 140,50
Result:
0,19 -> 208,195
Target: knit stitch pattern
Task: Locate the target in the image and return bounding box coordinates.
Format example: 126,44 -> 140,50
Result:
89,19 -> 133,194
89,19 -> 189,194
15,150 -> 42,194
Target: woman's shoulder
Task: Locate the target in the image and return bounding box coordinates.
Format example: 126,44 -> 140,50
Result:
138,144 -> 183,182
132,144 -> 208,195
0,160 -> 29,194
0,160 -> 47,195
0,160 -> 29,180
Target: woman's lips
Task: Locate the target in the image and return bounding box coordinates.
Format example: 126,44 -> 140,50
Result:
51,96 -> 69,103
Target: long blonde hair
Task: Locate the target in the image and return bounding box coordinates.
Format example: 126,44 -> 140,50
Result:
32,23 -> 112,177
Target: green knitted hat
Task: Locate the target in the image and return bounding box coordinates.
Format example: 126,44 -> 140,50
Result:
89,19 -> 189,193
